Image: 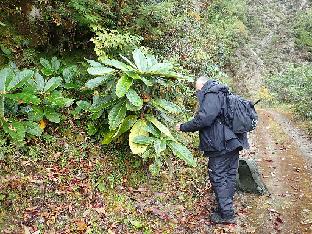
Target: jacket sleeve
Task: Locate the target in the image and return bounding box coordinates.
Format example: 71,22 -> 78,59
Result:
180,92 -> 221,132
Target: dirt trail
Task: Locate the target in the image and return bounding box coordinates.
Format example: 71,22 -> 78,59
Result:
240,109 -> 312,234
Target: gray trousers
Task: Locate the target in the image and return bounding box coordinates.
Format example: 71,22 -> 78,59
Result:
208,149 -> 239,218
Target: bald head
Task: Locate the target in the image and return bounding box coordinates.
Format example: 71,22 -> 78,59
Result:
195,76 -> 209,91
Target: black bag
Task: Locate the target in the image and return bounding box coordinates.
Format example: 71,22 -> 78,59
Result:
222,92 -> 259,134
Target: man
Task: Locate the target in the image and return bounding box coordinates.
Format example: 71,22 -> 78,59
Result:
176,76 -> 249,224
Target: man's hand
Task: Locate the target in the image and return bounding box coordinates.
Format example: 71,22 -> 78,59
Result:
175,123 -> 181,131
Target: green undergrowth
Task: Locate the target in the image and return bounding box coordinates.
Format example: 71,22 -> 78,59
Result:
265,64 -> 312,135
0,122 -> 209,233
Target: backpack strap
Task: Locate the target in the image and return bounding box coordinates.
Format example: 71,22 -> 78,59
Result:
254,99 -> 261,105
218,90 -> 230,125
217,91 -> 230,150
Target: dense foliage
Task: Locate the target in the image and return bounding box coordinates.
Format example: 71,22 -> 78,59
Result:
0,57 -> 80,142
80,48 -> 197,173
130,0 -> 248,74
265,6 -> 312,133
0,0 -> 248,74
266,64 -> 312,127
295,8 -> 312,53
0,0 -> 250,172
0,48 -> 196,173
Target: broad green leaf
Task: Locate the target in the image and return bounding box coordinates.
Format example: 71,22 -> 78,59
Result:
126,71 -> 152,87
87,66 -> 114,76
87,122 -> 97,135
41,68 -> 53,76
24,78 -> 37,92
76,100 -> 91,111
133,48 -> 148,72
126,101 -> 142,111
40,58 -> 51,69
162,72 -> 189,80
133,136 -> 154,145
140,77 -> 152,87
126,89 -> 143,107
86,59 -> 102,67
44,77 -> 62,93
45,91 -> 74,107
34,72 -> 45,91
145,123 -> 161,137
154,139 -> 166,155
103,59 -> 132,71
2,120 -> 26,142
149,63 -> 174,72
113,115 -> 137,139
146,70 -> 184,80
63,83 -> 80,90
85,76 -> 110,89
108,101 -> 127,130
91,95 -> 116,112
72,101 -> 90,116
51,57 -> 61,72
62,65 -> 77,83
25,121 -> 43,136
119,54 -> 137,69
90,95 -> 116,119
102,129 -> 118,145
92,91 -> 101,105
146,116 -> 174,140
129,119 -> 149,154
102,115 -> 137,145
0,67 -> 14,117
7,69 -> 34,91
5,92 -> 41,105
0,44 -> 11,56
125,71 -> 141,80
152,99 -> 182,113
40,58 -> 53,76
90,109 -> 104,120
168,141 -> 197,167
28,107 -> 44,121
45,109 -> 61,123
115,75 -> 133,97
0,67 -> 14,91
145,54 -> 158,68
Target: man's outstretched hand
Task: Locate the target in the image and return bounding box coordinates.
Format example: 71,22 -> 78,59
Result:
175,123 -> 181,131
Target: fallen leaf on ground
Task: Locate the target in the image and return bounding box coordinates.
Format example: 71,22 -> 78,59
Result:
76,220 -> 87,231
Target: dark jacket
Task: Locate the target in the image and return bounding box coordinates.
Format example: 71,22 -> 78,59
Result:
180,80 -> 249,157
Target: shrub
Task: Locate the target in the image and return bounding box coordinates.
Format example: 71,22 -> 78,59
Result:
128,0 -> 248,74
91,25 -> 143,61
266,64 -> 312,121
80,48 -> 197,174
0,57 -> 78,142
295,8 -> 312,52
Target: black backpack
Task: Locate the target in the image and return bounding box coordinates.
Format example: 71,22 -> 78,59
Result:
221,92 -> 259,134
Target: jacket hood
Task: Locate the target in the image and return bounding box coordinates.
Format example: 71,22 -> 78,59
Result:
202,80 -> 229,94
